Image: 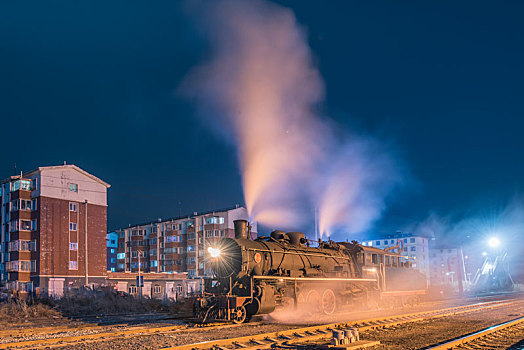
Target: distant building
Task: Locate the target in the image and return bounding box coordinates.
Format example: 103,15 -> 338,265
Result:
361,232 -> 430,278
107,232 -> 118,272
0,165 -> 110,296
114,206 -> 256,277
428,247 -> 466,290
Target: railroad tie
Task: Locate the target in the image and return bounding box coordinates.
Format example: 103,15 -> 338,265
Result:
232,341 -> 248,348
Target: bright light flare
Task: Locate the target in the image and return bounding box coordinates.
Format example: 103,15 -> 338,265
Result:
207,247 -> 221,258
488,237 -> 500,248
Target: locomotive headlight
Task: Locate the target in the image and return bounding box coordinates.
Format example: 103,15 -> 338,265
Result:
208,246 -> 221,258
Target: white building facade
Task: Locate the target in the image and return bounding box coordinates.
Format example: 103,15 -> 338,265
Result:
362,233 -> 430,278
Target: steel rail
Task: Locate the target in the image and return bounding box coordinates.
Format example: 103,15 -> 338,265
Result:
0,320 -> 265,349
424,315 -> 524,349
161,299 -> 521,350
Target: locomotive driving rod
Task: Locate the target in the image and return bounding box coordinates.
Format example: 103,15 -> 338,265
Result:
252,275 -> 377,282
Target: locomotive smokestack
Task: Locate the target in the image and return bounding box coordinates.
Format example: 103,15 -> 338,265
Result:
234,219 -> 248,239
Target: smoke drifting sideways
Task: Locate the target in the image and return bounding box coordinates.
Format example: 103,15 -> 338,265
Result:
182,0 -> 403,238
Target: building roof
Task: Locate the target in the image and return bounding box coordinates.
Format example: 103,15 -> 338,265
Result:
113,204 -> 244,231
363,231 -> 432,240
25,164 -> 111,188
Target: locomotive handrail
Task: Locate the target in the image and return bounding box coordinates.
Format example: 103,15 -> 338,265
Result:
246,247 -> 351,260
252,275 -> 377,282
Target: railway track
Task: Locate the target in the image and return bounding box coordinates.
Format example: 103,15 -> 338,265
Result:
0,320 -> 263,349
0,298 -> 520,349
164,299 -> 520,350
424,315 -> 524,349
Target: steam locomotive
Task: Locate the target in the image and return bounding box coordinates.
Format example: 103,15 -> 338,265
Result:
194,220 -> 427,323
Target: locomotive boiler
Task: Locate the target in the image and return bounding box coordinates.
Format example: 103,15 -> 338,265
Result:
194,220 -> 426,323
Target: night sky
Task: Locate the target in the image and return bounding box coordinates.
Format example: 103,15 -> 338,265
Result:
1,1 -> 523,235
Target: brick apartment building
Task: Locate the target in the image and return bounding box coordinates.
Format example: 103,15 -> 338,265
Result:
115,206 -> 256,277
107,231 -> 118,272
0,165 -> 110,296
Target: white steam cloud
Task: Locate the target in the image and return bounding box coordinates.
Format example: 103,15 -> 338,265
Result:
183,0 -> 403,238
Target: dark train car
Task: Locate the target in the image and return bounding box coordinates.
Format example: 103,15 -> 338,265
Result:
194,220 -> 427,323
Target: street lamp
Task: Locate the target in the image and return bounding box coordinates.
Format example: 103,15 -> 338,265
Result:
488,237 -> 500,248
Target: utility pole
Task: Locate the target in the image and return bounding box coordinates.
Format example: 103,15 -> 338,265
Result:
194,215 -> 199,278
314,207 -> 318,243
84,200 -> 88,287
138,249 -> 142,298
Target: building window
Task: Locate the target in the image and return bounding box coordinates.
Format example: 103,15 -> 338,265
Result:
410,246 -> 416,252
410,238 -> 415,243
20,199 -> 32,211
69,222 -> 77,231
69,261 -> 78,270
69,242 -> 78,251
31,178 -> 37,190
110,248 -> 115,254
31,219 -> 37,231
20,220 -> 31,231
117,253 -> 125,259
69,202 -> 78,212
376,241 -> 380,246
69,183 -> 78,192
131,251 -> 138,258
151,260 -> 158,267
129,285 -> 137,294
153,284 -> 161,293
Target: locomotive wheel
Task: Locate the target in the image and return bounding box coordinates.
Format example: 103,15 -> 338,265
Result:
231,305 -> 247,324
321,289 -> 336,315
306,289 -> 322,313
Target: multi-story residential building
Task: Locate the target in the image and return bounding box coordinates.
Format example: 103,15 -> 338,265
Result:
361,232 -> 431,278
114,206 -> 256,277
107,232 -> 118,272
429,247 -> 466,290
0,165 -> 110,296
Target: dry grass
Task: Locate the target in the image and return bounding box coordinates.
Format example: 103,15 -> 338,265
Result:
0,289 -> 186,321
50,290 -> 168,316
0,298 -> 62,322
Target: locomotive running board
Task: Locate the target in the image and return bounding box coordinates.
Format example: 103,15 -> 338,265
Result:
252,276 -> 377,282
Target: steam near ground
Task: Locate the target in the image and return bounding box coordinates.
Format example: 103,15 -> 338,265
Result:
403,196 -> 524,282
182,0 -> 404,239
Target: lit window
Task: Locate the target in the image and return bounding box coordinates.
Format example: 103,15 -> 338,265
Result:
69,242 -> 78,251
69,222 -> 77,231
69,183 -> 78,192
20,220 -> 31,231
69,261 -> 78,270
69,203 -> 78,212
117,253 -> 125,259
